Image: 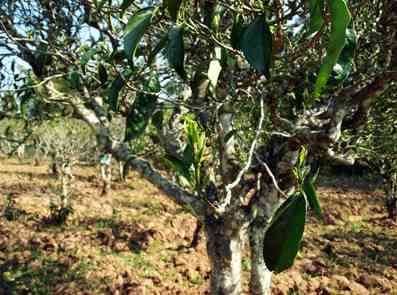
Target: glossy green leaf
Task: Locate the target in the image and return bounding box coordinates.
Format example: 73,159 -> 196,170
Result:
165,0 -> 182,21
202,0 -> 216,28
148,35 -> 168,65
167,25 -> 186,79
124,75 -> 159,141
182,144 -> 194,168
164,154 -> 192,184
263,192 -> 307,273
307,0 -> 324,36
107,74 -> 124,111
303,180 -> 323,219
124,8 -> 154,61
98,63 -> 108,85
231,14 -> 245,50
241,15 -> 272,77
327,28 -> 357,86
124,93 -> 157,141
314,0 -> 351,97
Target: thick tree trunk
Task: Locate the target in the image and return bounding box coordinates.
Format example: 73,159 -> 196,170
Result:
249,223 -> 272,295
205,218 -> 245,295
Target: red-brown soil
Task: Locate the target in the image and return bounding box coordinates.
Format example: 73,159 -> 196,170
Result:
0,159 -> 396,294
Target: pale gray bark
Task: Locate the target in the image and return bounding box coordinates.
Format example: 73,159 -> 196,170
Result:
60,160 -> 73,207
205,218 -> 246,295
249,223 -> 272,295
100,158 -> 112,195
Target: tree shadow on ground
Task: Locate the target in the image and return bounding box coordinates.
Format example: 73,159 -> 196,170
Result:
0,251 -> 92,294
80,217 -> 157,253
320,227 -> 397,276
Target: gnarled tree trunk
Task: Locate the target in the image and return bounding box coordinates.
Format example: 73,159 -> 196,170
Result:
249,222 -> 272,295
205,217 -> 245,295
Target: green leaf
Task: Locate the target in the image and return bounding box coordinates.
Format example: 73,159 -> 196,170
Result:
124,93 -> 157,141
124,75 -> 159,141
231,14 -> 245,50
120,0 -> 135,16
148,35 -> 168,65
164,154 -> 192,184
68,71 -> 81,89
263,192 -> 307,273
165,0 -> 182,21
124,8 -> 154,61
182,144 -> 194,168
241,15 -> 272,77
303,179 -> 323,219
202,0 -> 216,28
209,5 -> 225,32
107,75 -> 124,111
167,25 -> 186,79
327,28 -> 357,86
98,63 -> 108,85
80,48 -> 96,66
307,0 -> 325,36
314,0 -> 351,97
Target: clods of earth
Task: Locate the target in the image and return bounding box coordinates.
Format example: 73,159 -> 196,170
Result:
0,159 -> 396,294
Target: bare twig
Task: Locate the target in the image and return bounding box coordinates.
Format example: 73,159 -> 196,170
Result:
216,96 -> 265,214
254,154 -> 288,198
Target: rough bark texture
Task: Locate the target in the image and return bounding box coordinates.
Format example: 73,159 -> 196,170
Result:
100,153 -> 112,196
249,223 -> 272,295
205,217 -> 245,295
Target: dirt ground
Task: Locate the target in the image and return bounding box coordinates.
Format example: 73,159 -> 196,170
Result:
0,158 -> 396,294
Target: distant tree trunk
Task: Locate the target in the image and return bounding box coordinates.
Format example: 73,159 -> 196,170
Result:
16,144 -> 25,161
100,153 -> 112,195
384,173 -> 397,219
118,160 -> 125,182
60,160 -> 73,207
205,217 -> 245,295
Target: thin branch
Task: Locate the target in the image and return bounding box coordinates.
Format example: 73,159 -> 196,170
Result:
216,96 -> 265,214
255,154 -> 288,198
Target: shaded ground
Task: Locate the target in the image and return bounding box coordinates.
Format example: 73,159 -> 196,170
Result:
0,158 -> 396,294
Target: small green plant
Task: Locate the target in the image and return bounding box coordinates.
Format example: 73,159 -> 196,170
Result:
47,200 -> 73,225
2,194 -> 25,221
164,116 -> 209,197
